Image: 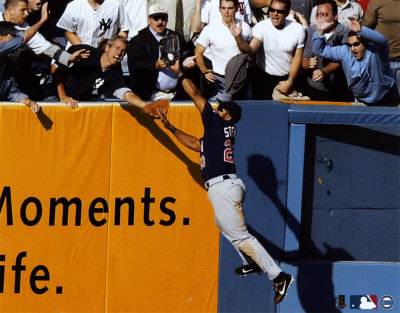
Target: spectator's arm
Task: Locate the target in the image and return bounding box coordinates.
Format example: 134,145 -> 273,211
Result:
277,47 -> 303,94
123,91 -> 147,109
118,30 -> 128,38
191,0 -> 205,33
229,20 -> 261,54
250,0 -> 272,8
194,43 -> 215,83
0,35 -> 23,55
52,65 -> 80,109
65,31 -> 82,45
20,98 -> 40,114
23,2 -> 49,43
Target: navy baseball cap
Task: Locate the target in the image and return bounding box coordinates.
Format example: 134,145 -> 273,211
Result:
0,22 -> 19,36
217,99 -> 242,124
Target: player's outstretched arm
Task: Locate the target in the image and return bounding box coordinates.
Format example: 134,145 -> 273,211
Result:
170,60 -> 206,115
159,108 -> 201,152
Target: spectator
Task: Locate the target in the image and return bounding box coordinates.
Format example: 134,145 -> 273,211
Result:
361,0 -> 400,96
310,0 -> 363,26
195,0 -> 252,101
230,0 -> 305,99
58,35 -> 153,114
56,0 -> 131,49
302,0 -> 352,101
191,0 -> 253,34
251,0 -> 316,24
127,3 -> 194,101
312,17 -> 398,105
0,21 -> 40,113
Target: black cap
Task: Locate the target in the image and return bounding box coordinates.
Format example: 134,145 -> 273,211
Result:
217,99 -> 242,124
0,21 -> 19,36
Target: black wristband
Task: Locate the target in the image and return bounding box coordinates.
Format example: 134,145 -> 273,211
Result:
169,125 -> 177,134
178,73 -> 187,85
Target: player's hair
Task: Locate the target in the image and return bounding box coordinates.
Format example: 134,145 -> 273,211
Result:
219,0 -> 239,7
218,99 -> 242,124
5,0 -> 28,10
106,35 -> 128,48
316,0 -> 338,16
270,0 -> 291,12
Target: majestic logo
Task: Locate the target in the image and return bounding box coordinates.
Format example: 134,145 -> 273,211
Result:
380,295 -> 395,310
99,18 -> 112,31
350,295 -> 377,310
336,295 -> 347,309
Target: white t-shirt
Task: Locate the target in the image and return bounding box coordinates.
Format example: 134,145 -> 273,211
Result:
201,0 -> 253,25
57,0 -> 131,48
252,19 -> 305,76
119,0 -> 147,39
197,18 -> 252,75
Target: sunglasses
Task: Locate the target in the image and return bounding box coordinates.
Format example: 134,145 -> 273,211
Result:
151,14 -> 168,21
346,41 -> 361,48
269,7 -> 286,14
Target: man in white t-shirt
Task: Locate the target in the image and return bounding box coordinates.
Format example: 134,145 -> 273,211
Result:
195,0 -> 252,101
56,0 -> 131,49
230,0 -> 305,99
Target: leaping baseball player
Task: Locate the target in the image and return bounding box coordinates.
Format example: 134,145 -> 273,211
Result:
158,60 -> 294,304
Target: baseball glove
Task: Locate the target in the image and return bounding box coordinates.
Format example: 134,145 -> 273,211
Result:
159,34 -> 180,67
141,99 -> 170,118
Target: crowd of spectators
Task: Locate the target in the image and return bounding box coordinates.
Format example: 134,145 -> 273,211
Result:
0,0 -> 399,114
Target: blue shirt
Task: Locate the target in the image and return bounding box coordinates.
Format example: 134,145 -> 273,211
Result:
200,102 -> 237,182
312,26 -> 395,104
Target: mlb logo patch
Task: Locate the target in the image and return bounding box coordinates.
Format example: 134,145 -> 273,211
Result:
350,295 -> 377,309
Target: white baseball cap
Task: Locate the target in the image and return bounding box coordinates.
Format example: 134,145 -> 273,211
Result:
148,4 -> 168,16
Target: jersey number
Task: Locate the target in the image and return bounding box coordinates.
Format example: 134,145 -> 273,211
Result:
224,140 -> 233,163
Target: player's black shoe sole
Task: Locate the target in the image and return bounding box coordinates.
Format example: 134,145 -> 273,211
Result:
274,272 -> 294,304
235,263 -> 263,276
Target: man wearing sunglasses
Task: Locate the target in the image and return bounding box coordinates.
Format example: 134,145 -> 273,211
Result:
229,0 -> 305,100
312,16 -> 398,105
127,3 -> 193,102
158,59 -> 295,305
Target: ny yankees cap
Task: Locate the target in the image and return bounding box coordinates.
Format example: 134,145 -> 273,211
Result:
217,99 -> 242,124
148,4 -> 168,17
0,21 -> 19,36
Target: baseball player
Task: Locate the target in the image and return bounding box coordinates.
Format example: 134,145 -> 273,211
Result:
158,60 -> 294,304
56,0 -> 131,49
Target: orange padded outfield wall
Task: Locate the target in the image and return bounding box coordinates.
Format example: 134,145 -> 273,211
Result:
0,103 -> 219,313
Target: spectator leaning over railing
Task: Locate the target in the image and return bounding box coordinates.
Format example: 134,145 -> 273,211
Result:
0,21 -> 40,113
302,0 -> 353,101
312,16 -> 399,105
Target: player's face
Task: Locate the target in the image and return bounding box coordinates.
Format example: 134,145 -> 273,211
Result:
0,34 -> 14,43
217,105 -> 231,121
28,0 -> 42,12
9,1 -> 29,25
148,14 -> 168,35
269,1 -> 289,30
219,1 -> 237,24
347,35 -> 366,60
316,3 -> 337,24
105,39 -> 127,65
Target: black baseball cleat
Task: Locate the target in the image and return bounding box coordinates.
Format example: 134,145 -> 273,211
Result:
235,263 -> 263,276
273,272 -> 294,304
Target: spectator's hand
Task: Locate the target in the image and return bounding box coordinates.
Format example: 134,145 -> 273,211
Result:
316,14 -> 335,34
348,17 -> 361,33
40,2 -> 49,23
309,56 -> 318,69
170,59 -> 180,73
228,17 -> 242,38
61,96 -> 79,109
155,57 -> 167,70
28,100 -> 41,114
276,79 -> 293,95
69,49 -> 90,63
312,69 -> 324,82
182,55 -> 197,68
158,107 -> 171,129
203,70 -> 216,83
291,10 -> 308,27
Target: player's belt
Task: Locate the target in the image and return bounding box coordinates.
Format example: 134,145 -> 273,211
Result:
205,174 -> 236,189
